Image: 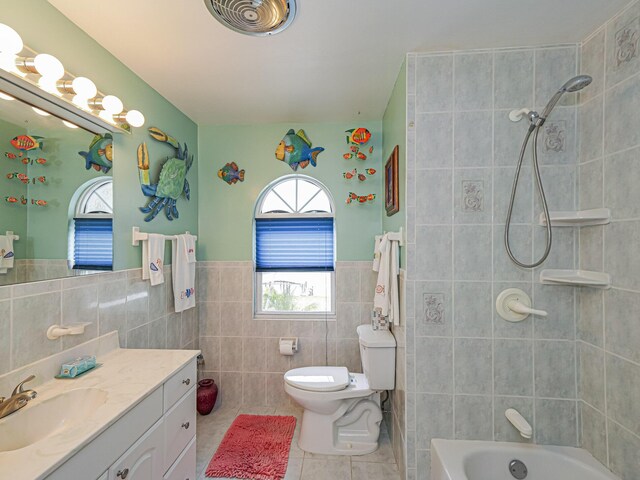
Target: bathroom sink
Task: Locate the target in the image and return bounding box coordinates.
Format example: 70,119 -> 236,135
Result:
0,387 -> 108,452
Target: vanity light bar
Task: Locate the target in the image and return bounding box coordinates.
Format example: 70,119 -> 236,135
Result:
0,23 -> 145,133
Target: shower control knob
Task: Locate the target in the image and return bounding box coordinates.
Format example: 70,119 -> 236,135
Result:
496,288 -> 547,322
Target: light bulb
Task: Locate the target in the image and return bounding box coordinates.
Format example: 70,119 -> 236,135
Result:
72,95 -> 91,110
0,24 -> 23,56
72,77 -> 97,99
62,120 -> 78,129
126,110 -> 145,127
99,110 -> 115,123
38,76 -> 62,95
32,107 -> 50,116
102,95 -> 123,114
0,53 -> 23,76
0,92 -> 14,101
33,53 -> 64,80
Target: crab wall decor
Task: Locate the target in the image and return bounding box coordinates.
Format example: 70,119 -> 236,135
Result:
137,127 -> 194,222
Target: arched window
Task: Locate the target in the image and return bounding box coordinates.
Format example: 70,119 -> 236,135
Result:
254,175 -> 335,317
70,177 -> 113,270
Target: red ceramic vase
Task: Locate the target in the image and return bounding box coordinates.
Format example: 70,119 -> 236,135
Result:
197,379 -> 218,415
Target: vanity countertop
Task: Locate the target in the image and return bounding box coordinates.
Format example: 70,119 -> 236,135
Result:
0,346 -> 199,480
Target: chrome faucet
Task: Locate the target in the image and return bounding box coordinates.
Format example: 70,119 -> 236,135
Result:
0,375 -> 37,419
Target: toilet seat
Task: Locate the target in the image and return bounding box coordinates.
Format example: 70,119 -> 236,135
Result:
284,366 -> 350,392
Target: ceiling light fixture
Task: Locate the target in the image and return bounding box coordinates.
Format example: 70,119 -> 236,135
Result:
0,22 -> 145,132
32,107 -> 50,116
62,120 -> 78,129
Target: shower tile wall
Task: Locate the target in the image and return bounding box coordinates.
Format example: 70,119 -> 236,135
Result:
197,261 -> 377,407
578,2 -> 640,478
405,46 -> 580,479
0,267 -> 198,376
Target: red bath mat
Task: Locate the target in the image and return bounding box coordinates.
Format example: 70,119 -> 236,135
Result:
206,414 -> 297,480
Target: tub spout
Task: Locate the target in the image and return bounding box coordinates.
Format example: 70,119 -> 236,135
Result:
505,408 -> 533,439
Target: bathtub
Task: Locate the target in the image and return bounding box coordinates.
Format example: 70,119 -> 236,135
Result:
431,439 -> 620,480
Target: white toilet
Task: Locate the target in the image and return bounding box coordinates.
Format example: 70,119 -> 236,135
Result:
284,324 -> 396,455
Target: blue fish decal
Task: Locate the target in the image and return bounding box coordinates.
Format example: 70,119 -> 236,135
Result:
3,251 -> 13,259
275,129 -> 324,171
79,133 -> 113,174
150,262 -> 159,272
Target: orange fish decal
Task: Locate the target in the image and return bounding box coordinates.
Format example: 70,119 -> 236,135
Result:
345,128 -> 372,145
365,169 -> 376,175
350,146 -> 359,153
4,152 -> 16,159
31,199 -> 47,206
343,153 -> 353,160
369,146 -> 374,154
11,135 -> 44,151
36,158 -> 47,165
357,152 -> 367,160
5,196 -> 17,203
358,172 -> 366,182
343,169 -> 357,180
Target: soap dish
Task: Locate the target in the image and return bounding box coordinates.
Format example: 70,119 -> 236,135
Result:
54,363 -> 102,379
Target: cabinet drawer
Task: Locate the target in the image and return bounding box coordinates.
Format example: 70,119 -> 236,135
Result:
164,359 -> 196,411
164,437 -> 196,480
164,387 -> 196,473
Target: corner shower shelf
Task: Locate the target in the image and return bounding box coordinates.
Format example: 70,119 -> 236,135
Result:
540,269 -> 611,289
538,208 -> 610,227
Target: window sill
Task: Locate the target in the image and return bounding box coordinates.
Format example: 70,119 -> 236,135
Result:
254,313 -> 337,322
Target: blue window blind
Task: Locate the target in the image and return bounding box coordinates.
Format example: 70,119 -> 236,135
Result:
73,218 -> 113,270
255,217 -> 334,271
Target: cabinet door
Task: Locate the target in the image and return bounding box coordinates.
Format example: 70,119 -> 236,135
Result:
109,418 -> 163,480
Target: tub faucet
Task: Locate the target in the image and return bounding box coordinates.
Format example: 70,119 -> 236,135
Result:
505,408 -> 532,439
0,374 -> 37,419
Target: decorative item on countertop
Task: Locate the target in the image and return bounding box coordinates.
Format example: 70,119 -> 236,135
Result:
56,355 -> 97,378
137,127 -> 193,222
275,129 -> 324,171
10,135 -> 44,151
78,133 -> 113,174
197,378 -> 218,415
218,162 -> 245,185
346,192 -> 375,204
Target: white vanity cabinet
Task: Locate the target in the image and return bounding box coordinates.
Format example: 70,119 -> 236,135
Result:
46,357 -> 197,480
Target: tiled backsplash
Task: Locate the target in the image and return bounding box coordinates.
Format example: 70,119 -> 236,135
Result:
578,2 -> 640,478
404,44 -> 580,479
197,261 -> 377,407
0,267 -> 198,375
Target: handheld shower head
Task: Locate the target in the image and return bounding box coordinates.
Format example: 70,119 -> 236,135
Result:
561,75 -> 593,92
541,74 -> 593,119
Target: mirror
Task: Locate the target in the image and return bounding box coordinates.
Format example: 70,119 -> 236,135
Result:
0,93 -> 113,285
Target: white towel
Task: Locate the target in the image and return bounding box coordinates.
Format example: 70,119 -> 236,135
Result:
172,234 -> 196,313
373,234 -> 401,326
0,235 -> 15,273
372,235 -> 382,272
141,233 -> 165,286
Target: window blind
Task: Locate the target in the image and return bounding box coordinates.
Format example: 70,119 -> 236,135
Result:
73,218 -> 113,270
255,217 -> 334,271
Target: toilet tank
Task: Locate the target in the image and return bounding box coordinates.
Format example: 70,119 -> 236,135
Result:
357,324 -> 396,391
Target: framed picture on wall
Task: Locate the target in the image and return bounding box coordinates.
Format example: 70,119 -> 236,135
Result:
385,145 -> 399,216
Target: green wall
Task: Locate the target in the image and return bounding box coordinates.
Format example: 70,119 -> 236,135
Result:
2,1 -> 199,270
197,121 -> 383,261
382,59 -> 407,267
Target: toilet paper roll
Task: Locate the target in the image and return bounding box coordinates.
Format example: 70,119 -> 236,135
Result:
279,339 -> 295,356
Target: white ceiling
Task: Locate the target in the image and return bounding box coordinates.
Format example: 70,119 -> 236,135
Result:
48,0 -> 628,125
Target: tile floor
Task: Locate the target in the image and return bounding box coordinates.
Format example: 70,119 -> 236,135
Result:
196,404 -> 400,480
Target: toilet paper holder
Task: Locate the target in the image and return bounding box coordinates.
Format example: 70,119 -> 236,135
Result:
279,337 -> 299,355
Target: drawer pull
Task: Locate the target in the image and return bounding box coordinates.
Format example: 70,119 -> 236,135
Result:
182,378 -> 191,386
117,468 -> 129,479
181,421 -> 190,429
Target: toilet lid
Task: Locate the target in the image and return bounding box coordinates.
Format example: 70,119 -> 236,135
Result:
284,366 -> 350,392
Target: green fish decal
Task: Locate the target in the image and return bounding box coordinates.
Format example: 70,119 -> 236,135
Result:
275,129 -> 324,171
218,162 -> 245,185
